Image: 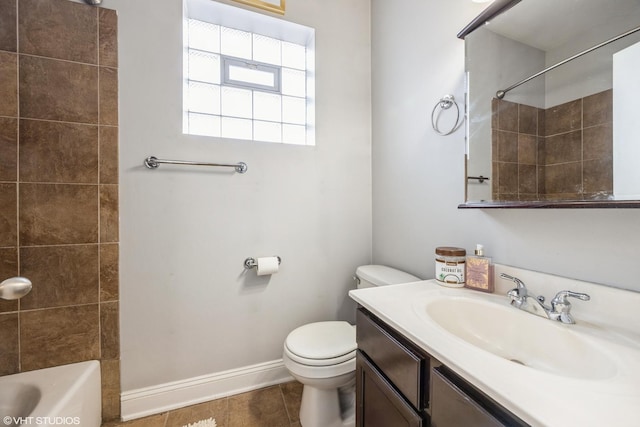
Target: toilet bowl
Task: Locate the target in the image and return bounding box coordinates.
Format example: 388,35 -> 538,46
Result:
283,265 -> 420,427
283,321 -> 356,427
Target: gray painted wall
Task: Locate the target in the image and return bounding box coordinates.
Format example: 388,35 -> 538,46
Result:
109,0 -> 372,391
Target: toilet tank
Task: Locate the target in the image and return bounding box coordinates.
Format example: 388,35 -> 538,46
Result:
355,265 -> 420,289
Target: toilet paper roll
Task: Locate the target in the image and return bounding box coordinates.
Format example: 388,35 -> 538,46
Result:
257,256 -> 279,276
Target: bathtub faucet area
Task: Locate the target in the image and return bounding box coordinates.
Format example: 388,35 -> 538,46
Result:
0,277 -> 32,300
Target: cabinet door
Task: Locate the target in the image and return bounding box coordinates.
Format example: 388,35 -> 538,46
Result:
356,309 -> 426,410
356,352 -> 423,427
431,367 -> 528,427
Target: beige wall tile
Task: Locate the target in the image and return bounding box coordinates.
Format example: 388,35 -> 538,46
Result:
0,0 -> 17,52
19,0 -> 97,64
497,162 -> 518,195
100,67 -> 118,125
583,89 -> 612,128
100,243 -> 119,301
0,117 -> 17,182
0,247 -> 18,313
544,162 -> 583,195
19,55 -> 98,123
99,8 -> 118,67
584,159 -> 613,194
0,183 -> 17,247
518,104 -> 538,136
100,126 -> 119,184
101,359 -> 122,422
537,108 -> 546,137
517,134 -> 537,165
20,304 -> 100,371
19,183 -> 99,245
0,313 -> 19,375
497,99 -> 518,133
497,131 -> 518,163
518,164 -> 537,194
20,245 -> 99,310
19,119 -> 99,183
100,184 -> 119,243
545,99 -> 582,136
544,130 -> 582,165
8,2 -> 120,420
0,52 -> 18,117
537,165 -> 545,195
100,301 -> 119,359
583,123 -> 613,161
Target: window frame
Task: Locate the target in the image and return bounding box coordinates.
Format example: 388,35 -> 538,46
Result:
222,56 -> 282,93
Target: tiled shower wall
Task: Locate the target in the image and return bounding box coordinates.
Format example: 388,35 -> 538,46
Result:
0,0 -> 120,421
492,90 -> 613,201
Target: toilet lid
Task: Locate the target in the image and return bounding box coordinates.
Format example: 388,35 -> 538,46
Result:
285,321 -> 356,361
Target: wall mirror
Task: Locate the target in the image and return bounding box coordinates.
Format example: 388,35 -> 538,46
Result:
459,0 -> 640,208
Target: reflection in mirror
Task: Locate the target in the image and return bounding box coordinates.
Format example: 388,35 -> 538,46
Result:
461,0 -> 640,206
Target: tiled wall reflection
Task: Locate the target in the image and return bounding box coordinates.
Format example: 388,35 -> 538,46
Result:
491,98 -> 543,201
491,90 -> 613,201
0,0 -> 119,422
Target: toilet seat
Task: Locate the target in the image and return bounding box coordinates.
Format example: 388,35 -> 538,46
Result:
283,347 -> 356,380
284,321 -> 356,366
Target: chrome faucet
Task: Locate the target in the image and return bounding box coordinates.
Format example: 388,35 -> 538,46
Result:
500,273 -> 590,324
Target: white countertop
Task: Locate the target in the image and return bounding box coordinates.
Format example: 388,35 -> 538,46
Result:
349,279 -> 640,427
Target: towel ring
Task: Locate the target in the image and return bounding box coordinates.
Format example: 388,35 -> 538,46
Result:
431,94 -> 462,136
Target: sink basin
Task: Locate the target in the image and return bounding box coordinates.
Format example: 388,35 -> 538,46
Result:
421,296 -> 616,379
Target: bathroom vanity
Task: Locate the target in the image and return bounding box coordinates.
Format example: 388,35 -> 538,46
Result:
349,265 -> 640,427
356,308 -> 527,426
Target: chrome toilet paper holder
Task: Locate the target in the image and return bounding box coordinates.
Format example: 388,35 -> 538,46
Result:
244,256 -> 282,269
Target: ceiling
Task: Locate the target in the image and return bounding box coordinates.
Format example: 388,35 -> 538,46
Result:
485,0 -> 640,51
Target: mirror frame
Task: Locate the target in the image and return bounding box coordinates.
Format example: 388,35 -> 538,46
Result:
457,0 -> 640,209
232,0 -> 285,15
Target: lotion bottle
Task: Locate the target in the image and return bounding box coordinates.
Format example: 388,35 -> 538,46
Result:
465,244 -> 494,293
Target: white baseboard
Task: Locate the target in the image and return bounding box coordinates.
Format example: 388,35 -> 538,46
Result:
120,359 -> 293,421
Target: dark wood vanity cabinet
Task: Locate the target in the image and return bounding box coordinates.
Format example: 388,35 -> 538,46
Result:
356,308 -> 529,427
431,366 -> 528,427
356,353 -> 423,427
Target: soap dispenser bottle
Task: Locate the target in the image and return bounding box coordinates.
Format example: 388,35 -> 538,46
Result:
465,244 -> 494,292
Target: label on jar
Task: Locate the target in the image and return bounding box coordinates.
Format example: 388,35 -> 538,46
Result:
435,259 -> 465,285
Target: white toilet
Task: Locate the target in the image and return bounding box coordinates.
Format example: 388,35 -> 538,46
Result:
283,265 -> 420,427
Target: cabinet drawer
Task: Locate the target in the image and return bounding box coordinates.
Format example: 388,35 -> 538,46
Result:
431,367 -> 529,427
356,309 -> 425,410
356,352 -> 423,427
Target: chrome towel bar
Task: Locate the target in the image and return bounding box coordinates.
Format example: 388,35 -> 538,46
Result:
144,156 -> 248,173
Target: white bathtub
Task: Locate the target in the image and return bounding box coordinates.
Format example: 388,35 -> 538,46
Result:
0,361 -> 101,427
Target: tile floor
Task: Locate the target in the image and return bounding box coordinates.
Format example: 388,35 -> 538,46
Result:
102,381 -> 303,427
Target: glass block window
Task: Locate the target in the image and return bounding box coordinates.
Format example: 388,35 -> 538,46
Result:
185,18 -> 313,145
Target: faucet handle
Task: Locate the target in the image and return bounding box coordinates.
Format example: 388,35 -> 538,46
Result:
500,273 -> 527,290
551,290 -> 591,305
